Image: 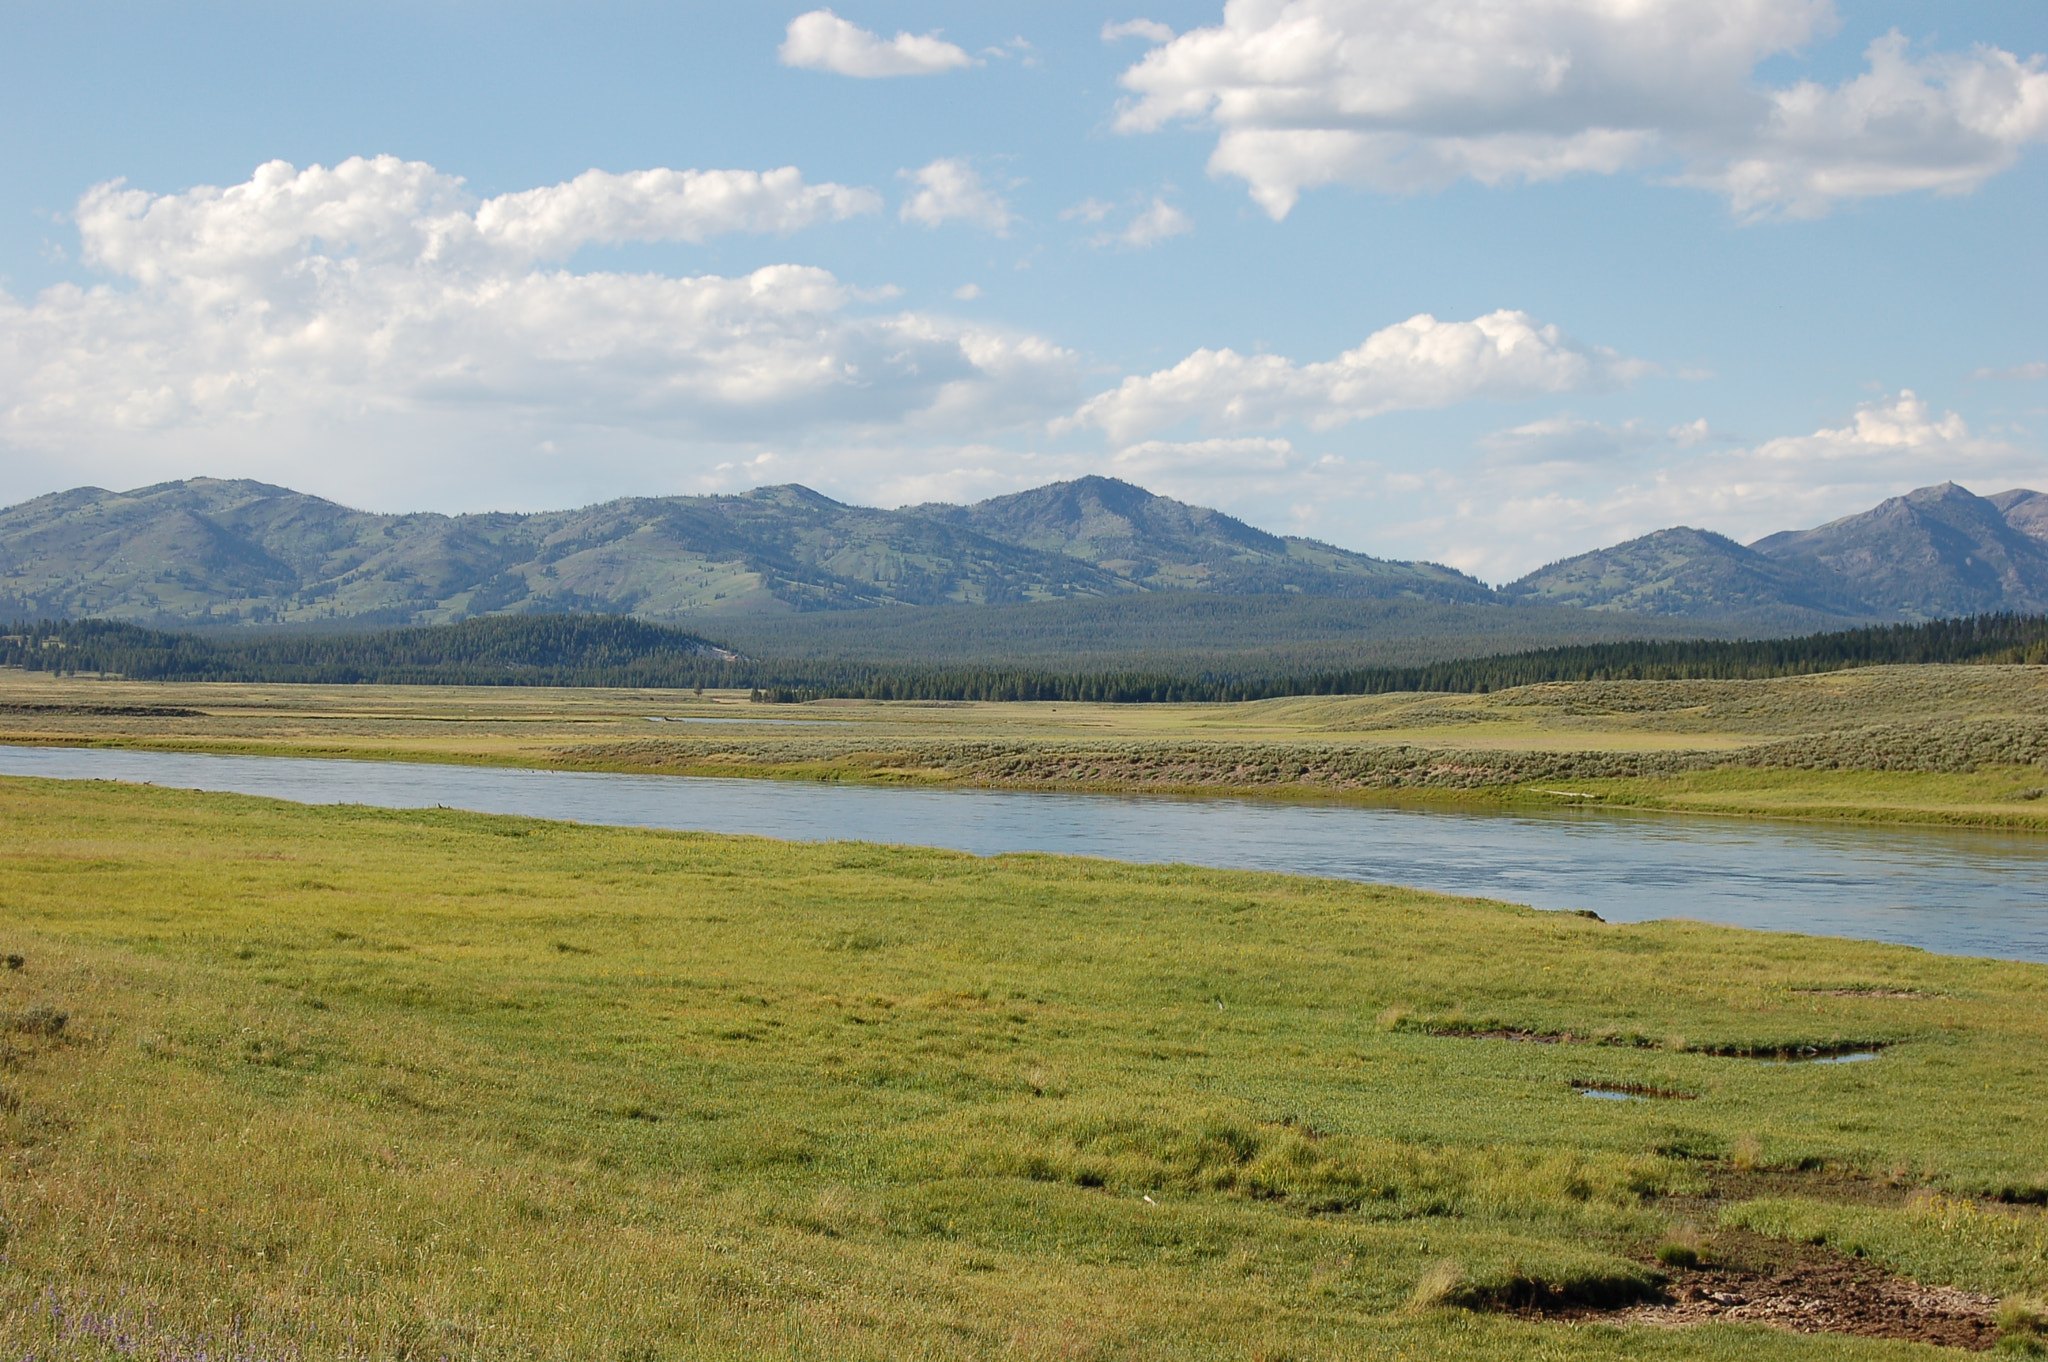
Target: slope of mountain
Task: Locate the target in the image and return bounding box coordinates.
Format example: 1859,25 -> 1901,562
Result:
1750,482 -> 2048,620
1507,482 -> 2048,624
1988,488 -> 2048,546
912,475 -> 1491,602
0,476 -> 1487,628
1500,526 -> 1872,626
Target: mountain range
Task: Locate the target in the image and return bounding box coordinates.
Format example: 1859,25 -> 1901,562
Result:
0,475 -> 1489,628
1506,482 -> 2048,623
1,474 -> 2044,633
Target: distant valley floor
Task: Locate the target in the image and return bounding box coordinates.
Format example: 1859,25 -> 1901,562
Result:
4,665 -> 2045,831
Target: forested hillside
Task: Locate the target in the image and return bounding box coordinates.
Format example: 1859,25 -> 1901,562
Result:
7,612 -> 2041,702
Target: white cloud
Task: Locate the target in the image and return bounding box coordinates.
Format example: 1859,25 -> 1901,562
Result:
779,10 -> 976,78
1110,436 -> 1296,475
1115,196 -> 1192,247
0,157 -> 1078,508
1103,19 -> 1175,44
1680,34 -> 2048,219
899,159 -> 1015,234
1669,417 -> 1717,447
75,156 -> 879,285
1062,310 -> 1648,442
1060,197 -> 1115,223
1113,1 -> 2048,218
473,167 -> 879,257
951,282 -> 982,300
1972,360 -> 2048,381
1480,416 -> 1662,465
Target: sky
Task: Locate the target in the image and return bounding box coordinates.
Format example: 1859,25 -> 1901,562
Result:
1,0 -> 2044,583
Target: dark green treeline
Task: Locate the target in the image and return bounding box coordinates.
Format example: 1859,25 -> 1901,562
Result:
5,611 -> 2045,702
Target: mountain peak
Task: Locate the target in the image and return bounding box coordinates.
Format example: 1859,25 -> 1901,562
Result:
737,483 -> 847,510
959,476 -> 1285,555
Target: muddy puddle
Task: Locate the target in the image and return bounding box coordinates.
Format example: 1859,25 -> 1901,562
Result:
1430,1026 -> 1889,1063
1573,1082 -> 1696,1101
1780,1049 -> 1882,1064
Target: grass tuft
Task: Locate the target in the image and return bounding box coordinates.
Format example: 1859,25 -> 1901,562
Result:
2000,1299 -> 2048,1355
1406,1259 -> 1468,1312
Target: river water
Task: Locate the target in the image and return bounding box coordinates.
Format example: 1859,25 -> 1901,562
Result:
3,743 -> 2045,963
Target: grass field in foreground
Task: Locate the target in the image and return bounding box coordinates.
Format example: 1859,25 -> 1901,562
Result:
3,777 -> 2046,1358
4,664 -> 2046,829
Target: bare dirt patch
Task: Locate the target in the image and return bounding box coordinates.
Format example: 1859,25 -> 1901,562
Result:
1589,1227 -> 1999,1350
1793,988 -> 1935,1000
1526,1171 -> 2004,1350
1414,1023 -> 1891,1060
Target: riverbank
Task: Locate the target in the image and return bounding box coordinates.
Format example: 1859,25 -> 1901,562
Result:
3,776 -> 2046,1358
2,665 -> 2045,830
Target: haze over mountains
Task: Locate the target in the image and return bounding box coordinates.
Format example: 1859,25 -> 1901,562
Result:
1,475 -> 2044,637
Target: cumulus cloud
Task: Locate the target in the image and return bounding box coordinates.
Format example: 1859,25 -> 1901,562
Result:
1115,197 -> 1192,247
1062,310 -> 1647,442
899,159 -> 1015,233
473,167 -> 879,256
75,156 -> 880,285
779,10 -> 976,77
1679,34 -> 2048,219
1103,19 -> 1175,44
1113,1 -> 2048,218
0,157 -> 1077,505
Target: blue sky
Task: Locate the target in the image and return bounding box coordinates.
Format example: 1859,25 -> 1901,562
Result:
1,0 -> 2044,580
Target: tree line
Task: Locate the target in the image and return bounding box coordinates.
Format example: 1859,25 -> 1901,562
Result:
4,610 -> 2044,701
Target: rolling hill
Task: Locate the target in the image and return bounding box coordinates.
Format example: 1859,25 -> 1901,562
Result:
0,476 -> 1487,628
911,476 -> 1489,601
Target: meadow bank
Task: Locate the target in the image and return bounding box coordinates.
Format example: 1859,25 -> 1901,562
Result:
2,777 -> 2047,1357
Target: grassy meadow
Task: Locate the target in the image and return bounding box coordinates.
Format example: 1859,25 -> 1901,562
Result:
4,664 -> 2046,828
3,776 -> 2048,1357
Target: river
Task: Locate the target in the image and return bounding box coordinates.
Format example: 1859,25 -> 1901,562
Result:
3,743 -> 2045,962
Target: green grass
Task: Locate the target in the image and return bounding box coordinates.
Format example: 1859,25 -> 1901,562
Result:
3,777 -> 2047,1357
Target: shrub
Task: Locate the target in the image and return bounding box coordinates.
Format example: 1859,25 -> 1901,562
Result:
4,1005 -> 65,1037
